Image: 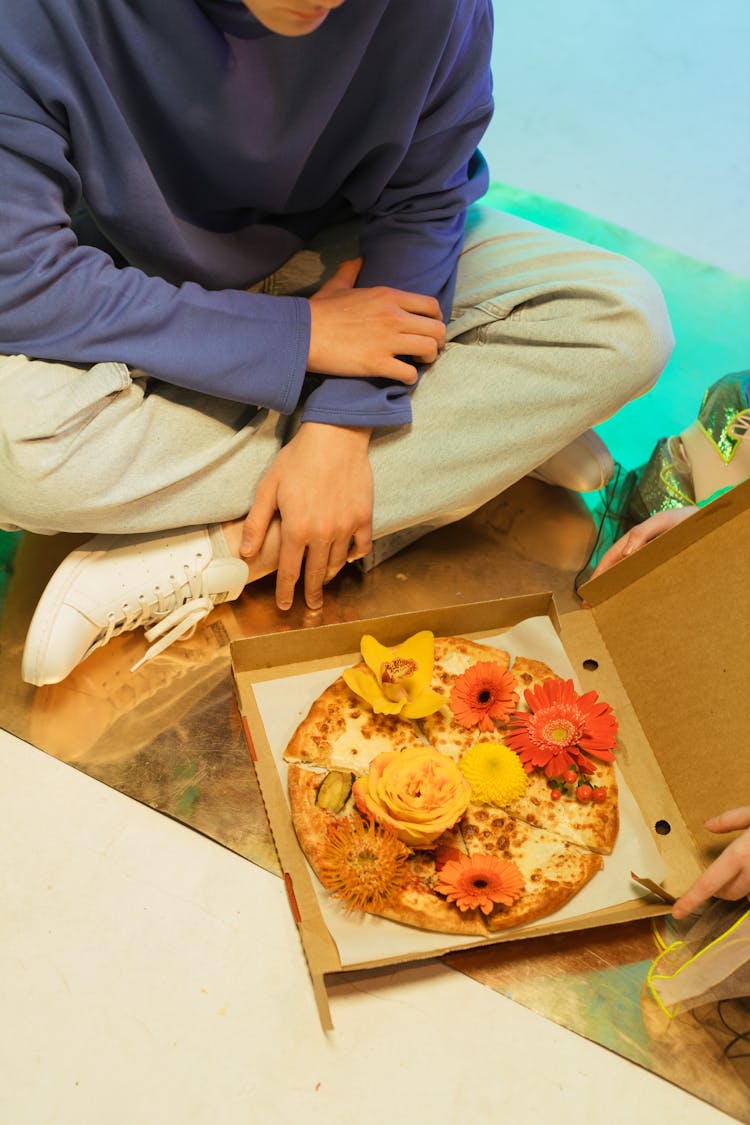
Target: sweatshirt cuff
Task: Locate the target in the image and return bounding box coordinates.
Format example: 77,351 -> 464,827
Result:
300,374 -> 414,428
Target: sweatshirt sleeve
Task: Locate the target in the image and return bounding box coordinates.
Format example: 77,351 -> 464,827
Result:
300,0 -> 494,429
0,78 -> 310,414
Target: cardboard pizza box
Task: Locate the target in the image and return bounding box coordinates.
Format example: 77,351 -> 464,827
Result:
230,477 -> 749,1029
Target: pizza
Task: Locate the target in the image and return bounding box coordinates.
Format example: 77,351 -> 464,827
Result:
283,630 -> 620,936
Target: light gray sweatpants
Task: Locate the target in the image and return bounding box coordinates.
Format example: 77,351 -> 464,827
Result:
0,206 -> 673,539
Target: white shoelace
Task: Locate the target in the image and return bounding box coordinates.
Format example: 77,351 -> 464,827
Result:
92,557 -> 223,673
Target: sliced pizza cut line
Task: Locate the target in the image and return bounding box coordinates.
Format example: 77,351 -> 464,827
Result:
284,676 -> 429,773
458,803 -> 603,932
502,762 -> 620,855
288,765 -> 605,937
287,764 -> 488,936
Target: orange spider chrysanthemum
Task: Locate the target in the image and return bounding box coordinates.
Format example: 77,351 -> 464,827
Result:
449,662 -> 519,732
316,816 -> 411,913
434,852 -> 525,914
506,678 -> 617,778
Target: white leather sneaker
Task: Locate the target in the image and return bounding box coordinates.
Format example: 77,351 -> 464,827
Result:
22,525 -> 249,686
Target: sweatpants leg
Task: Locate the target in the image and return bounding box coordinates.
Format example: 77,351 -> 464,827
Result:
0,358 -> 284,534
366,206 -> 673,538
0,206 -> 672,538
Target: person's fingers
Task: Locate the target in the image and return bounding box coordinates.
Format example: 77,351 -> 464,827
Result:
589,509 -> 698,580
712,872 -> 750,901
397,332 -> 441,364
672,858 -> 736,918
347,523 -> 373,564
589,538 -> 631,579
274,529 -> 306,611
388,290 -> 443,321
240,480 -> 276,557
323,538 -> 351,584
672,830 -> 750,918
378,357 -> 420,384
302,540 -> 331,611
705,806 -> 750,833
312,257 -> 363,299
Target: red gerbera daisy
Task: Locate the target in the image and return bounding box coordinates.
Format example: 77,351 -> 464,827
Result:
435,852 -> 525,914
506,678 -> 617,778
449,662 -> 519,732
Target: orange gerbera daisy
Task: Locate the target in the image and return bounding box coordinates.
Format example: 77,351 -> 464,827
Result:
434,852 -> 525,914
506,678 -> 617,778
316,816 -> 411,913
449,662 -> 519,732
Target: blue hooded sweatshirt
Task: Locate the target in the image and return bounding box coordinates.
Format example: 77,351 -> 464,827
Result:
0,0 -> 493,426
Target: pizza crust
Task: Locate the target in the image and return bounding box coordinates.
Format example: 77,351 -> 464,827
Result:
510,655 -> 560,698
421,637 -> 512,760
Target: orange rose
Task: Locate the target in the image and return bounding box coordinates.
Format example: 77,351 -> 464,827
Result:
353,746 -> 472,849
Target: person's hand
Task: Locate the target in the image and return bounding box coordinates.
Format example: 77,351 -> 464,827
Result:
672,806 -> 750,919
307,258 -> 445,384
240,421 -> 373,611
589,506 -> 699,580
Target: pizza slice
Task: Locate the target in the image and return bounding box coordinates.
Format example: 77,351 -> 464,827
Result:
287,764 -> 486,935
284,676 -> 427,772
419,636 -> 512,759
508,654 -> 560,697
500,656 -> 620,854
504,761 -> 619,854
459,802 -> 603,931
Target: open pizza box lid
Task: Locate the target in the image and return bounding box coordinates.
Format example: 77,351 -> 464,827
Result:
230,477 -> 749,1029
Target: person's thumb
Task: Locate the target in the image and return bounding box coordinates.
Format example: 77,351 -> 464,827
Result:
312,257 -> 363,299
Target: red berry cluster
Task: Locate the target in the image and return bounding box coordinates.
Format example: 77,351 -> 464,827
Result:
547,766 -> 607,804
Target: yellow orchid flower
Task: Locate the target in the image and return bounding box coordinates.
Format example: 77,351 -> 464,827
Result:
343,630 -> 445,719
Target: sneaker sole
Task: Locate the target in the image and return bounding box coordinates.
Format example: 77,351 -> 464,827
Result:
21,547 -> 100,685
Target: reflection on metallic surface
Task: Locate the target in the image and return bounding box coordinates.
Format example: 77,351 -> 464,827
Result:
445,918 -> 750,1119
0,479 -> 594,876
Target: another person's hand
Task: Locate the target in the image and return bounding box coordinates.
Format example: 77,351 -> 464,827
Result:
589,506 -> 698,580
240,421 -> 373,611
672,806 -> 750,919
307,258 -> 446,384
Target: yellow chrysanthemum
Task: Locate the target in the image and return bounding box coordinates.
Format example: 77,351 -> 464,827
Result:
459,742 -> 528,807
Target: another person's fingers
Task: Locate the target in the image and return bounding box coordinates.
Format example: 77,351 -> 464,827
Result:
589,508 -> 698,579
672,859 -> 735,918
705,805 -> 750,833
672,822 -> 750,918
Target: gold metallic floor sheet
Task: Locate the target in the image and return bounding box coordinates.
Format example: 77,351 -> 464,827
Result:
0,479 -> 592,872
2,478 -> 747,1121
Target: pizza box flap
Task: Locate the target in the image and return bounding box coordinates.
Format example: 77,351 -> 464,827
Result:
576,476 -> 750,865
